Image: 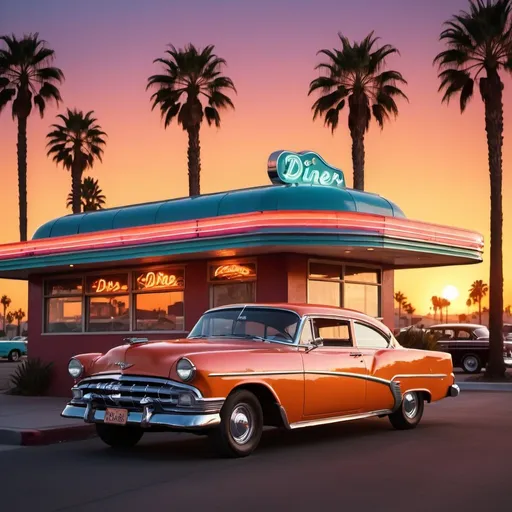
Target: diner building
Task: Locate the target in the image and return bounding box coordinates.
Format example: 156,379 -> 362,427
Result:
0,150 -> 483,395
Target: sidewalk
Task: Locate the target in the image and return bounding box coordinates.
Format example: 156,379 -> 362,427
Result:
0,394 -> 95,446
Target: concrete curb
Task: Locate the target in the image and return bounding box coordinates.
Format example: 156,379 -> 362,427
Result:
0,424 -> 96,446
458,382 -> 512,392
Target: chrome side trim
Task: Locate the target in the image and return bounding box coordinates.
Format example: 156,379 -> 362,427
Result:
61,405 -> 220,430
209,370 -> 449,384
289,409 -> 393,429
209,370 -> 303,378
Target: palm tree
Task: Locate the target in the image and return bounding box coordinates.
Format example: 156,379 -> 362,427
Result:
0,295 -> 11,333
404,303 -> 416,325
5,311 -> 14,335
308,31 -> 408,190
505,305 -> 511,315
66,176 -> 106,212
394,291 -> 407,327
440,298 -> 451,322
0,33 -> 64,241
46,109 -> 106,214
147,44 -> 236,196
466,297 -> 472,315
434,0 -> 510,377
469,280 -> 489,324
431,296 -> 442,321
13,308 -> 25,336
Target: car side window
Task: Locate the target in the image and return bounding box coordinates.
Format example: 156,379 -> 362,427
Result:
299,319 -> 314,344
354,322 -> 389,349
311,317 -> 352,347
455,329 -> 471,340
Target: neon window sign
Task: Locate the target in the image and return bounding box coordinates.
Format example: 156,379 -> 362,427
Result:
135,270 -> 185,290
210,263 -> 256,281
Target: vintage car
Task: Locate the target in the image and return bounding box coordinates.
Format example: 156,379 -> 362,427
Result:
428,323 -> 512,373
0,337 -> 27,361
62,303 -> 460,457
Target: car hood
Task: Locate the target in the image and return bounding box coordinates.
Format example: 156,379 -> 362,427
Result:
89,338 -> 276,378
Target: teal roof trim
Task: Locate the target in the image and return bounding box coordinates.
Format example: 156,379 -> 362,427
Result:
32,185 -> 406,240
0,231 -> 482,276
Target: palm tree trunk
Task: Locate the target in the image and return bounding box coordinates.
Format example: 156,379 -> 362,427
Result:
478,300 -> 482,325
17,115 -> 28,241
398,305 -> 401,328
481,71 -> 505,378
71,161 -> 82,214
350,124 -> 365,190
187,126 -> 201,196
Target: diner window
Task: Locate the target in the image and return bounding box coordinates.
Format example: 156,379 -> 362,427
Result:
43,267 -> 186,334
208,261 -> 256,308
133,269 -> 185,331
308,261 -> 381,317
44,278 -> 83,333
86,274 -> 130,332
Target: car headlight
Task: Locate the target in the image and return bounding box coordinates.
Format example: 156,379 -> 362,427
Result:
68,358 -> 84,379
176,357 -> 196,382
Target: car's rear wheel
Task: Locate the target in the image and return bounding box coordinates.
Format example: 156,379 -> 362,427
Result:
96,424 -> 144,448
8,350 -> 21,362
209,389 -> 263,458
461,354 -> 481,374
388,391 -> 424,430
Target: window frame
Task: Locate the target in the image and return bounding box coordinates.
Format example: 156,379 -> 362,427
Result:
42,265 -> 187,335
307,258 -> 382,319
303,314 -> 355,349
207,258 -> 257,309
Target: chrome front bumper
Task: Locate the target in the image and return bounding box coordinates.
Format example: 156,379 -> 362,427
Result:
61,374 -> 224,430
61,404 -> 220,429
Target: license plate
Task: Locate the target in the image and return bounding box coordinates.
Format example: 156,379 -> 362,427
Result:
104,408 -> 128,425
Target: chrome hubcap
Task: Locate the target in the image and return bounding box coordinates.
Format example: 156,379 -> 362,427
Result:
229,404 -> 253,445
403,392 -> 418,419
464,356 -> 478,371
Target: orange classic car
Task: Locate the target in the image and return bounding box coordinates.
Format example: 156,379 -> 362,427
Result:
62,303 -> 460,457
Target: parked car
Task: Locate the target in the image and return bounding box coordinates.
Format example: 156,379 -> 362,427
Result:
503,324 -> 512,340
428,323 -> 512,373
62,303 -> 460,458
0,337 -> 27,361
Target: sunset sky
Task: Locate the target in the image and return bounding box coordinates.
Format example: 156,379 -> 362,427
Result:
1,0 -> 511,317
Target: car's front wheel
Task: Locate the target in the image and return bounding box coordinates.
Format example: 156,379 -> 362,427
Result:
461,354 -> 481,374
8,350 -> 21,362
388,391 -> 424,430
96,424 -> 144,449
209,390 -> 263,458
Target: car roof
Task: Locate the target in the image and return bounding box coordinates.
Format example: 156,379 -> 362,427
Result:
429,323 -> 487,329
206,303 -> 390,331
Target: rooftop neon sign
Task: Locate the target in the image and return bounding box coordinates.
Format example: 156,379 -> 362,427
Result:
267,150 -> 345,189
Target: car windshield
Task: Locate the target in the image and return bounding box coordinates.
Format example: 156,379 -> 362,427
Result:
474,327 -> 489,338
188,307 -> 301,344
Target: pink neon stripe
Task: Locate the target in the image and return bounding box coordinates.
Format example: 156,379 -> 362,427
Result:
0,211 -> 484,261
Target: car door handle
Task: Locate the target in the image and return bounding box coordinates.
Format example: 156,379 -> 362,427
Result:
350,352 -> 362,357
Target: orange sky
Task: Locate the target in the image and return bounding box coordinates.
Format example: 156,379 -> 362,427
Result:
1,0 -> 511,318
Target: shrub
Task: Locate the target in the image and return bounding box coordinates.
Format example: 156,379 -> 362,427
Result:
10,358 -> 54,396
396,326 -> 442,351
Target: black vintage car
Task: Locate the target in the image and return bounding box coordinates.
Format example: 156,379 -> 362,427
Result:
428,323 -> 512,373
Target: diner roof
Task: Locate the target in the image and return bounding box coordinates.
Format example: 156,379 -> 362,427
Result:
0,171 -> 484,280
32,184 -> 405,240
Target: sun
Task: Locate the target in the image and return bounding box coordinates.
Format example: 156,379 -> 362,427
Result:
442,285 -> 459,302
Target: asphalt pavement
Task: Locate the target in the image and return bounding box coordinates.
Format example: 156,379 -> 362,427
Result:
1,391 -> 511,512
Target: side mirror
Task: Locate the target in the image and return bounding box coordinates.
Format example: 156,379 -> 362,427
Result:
305,337 -> 323,352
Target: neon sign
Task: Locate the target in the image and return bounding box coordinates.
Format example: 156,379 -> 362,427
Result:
267,150 -> 345,189
136,271 -> 184,290
92,279 -> 128,293
212,264 -> 256,280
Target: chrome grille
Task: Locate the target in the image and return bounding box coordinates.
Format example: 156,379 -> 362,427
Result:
73,374 -> 223,414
